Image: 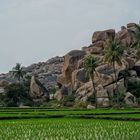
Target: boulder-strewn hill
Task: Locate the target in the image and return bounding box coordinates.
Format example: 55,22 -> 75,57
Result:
54,23 -> 139,107
0,22 -> 140,107
0,56 -> 64,90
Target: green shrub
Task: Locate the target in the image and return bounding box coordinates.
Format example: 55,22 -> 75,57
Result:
61,94 -> 75,107
4,83 -> 32,107
74,100 -> 87,108
40,99 -> 61,108
127,79 -> 140,98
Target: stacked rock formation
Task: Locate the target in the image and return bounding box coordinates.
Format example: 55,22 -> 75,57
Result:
55,23 -> 138,107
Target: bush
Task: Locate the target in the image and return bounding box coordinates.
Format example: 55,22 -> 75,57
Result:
74,100 -> 87,108
4,83 -> 32,107
127,79 -> 140,98
40,99 -> 61,108
61,94 -> 75,107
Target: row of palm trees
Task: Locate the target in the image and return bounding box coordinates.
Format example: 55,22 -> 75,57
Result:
84,23 -> 140,108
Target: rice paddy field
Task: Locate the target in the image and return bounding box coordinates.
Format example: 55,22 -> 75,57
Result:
0,108 -> 140,140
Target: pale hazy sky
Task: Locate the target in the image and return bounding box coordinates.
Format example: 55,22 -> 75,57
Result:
0,0 -> 139,73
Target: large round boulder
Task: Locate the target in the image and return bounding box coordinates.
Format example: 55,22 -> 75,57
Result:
92,29 -> 115,43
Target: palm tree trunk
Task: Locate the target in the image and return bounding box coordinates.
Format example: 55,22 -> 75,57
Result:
91,74 -> 97,108
113,62 -> 119,108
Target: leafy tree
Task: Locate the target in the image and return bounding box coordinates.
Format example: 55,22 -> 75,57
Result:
11,63 -> 26,82
83,55 -> 100,108
104,40 -> 124,107
127,79 -> 140,98
4,82 -> 32,107
4,83 -> 25,106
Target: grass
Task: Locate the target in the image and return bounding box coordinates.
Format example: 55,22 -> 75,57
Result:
0,108 -> 140,120
0,108 -> 140,139
0,118 -> 139,140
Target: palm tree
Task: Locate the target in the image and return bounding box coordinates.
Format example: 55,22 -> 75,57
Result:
129,23 -> 140,58
11,63 -> 26,82
83,55 -> 100,108
104,40 -> 124,107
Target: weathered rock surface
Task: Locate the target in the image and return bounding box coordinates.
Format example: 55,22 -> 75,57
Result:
92,29 -> 115,43
124,92 -> 137,106
63,50 -> 86,84
96,85 -> 109,107
72,68 -> 89,91
115,28 -> 133,47
54,84 -> 71,101
55,23 -> 139,106
0,56 -> 64,90
76,82 -> 109,107
1,22 -> 140,106
87,105 -> 96,109
30,76 -> 49,102
105,79 -> 125,97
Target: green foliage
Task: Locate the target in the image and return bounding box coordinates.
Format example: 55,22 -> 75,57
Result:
1,71 -> 33,107
104,40 -> 124,107
74,100 -> 87,108
4,82 -> 32,107
127,79 -> 140,98
83,54 -> 100,108
83,55 -> 100,79
61,94 -> 75,107
23,75 -> 32,94
40,99 -> 61,108
11,63 -> 26,81
104,40 -> 124,66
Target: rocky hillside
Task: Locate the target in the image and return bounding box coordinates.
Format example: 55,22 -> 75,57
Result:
54,23 -> 139,107
0,56 -> 64,90
0,22 -> 140,107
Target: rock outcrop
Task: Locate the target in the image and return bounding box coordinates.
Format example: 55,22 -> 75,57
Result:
92,29 -> 115,43
63,50 -> 86,84
124,92 -> 137,106
0,22 -> 139,107
0,56 -> 64,90
30,76 -> 49,102
55,23 -> 139,107
0,56 -> 64,103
